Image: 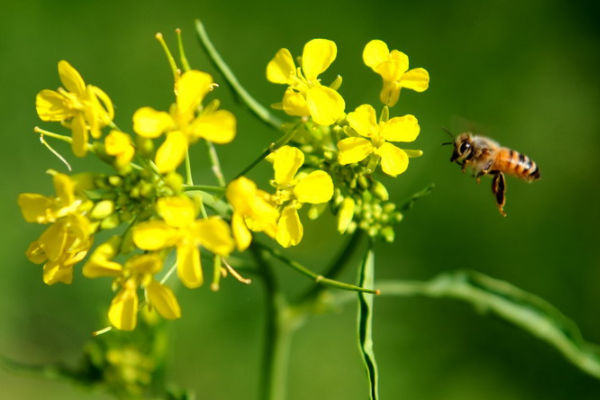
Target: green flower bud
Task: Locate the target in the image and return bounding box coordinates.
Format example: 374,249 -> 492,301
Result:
90,200 -> 115,220
100,213 -> 120,230
371,181 -> 389,201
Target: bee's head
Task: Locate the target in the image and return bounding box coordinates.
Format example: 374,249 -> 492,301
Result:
450,133 -> 474,163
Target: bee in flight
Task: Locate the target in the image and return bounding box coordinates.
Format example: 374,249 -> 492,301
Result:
443,128 -> 540,216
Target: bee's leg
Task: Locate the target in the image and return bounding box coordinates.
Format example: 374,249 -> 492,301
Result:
477,160 -> 494,184
491,172 -> 507,216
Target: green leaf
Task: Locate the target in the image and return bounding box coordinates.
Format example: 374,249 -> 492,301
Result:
357,244 -> 379,400
376,270 -> 600,379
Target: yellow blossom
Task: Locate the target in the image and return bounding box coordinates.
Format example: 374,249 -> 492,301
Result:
270,146 -> 333,247
25,214 -> 93,285
133,70 -> 236,173
337,104 -> 423,177
18,171 -> 85,224
226,177 -> 279,251
133,196 -> 235,288
83,242 -> 182,331
36,60 -> 114,157
363,40 -> 429,107
267,39 -> 345,126
105,130 -> 135,170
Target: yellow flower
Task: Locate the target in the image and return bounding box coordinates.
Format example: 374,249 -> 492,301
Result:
267,39 -> 345,126
337,104 -> 423,177
133,196 -> 234,288
226,177 -> 279,251
36,60 -> 114,157
105,130 -> 135,170
83,240 -> 181,331
25,214 -> 93,285
133,70 -> 236,173
270,146 -> 333,247
18,171 -> 84,224
363,40 -> 429,107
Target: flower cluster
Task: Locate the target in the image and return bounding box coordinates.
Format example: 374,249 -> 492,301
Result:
20,34 -> 429,332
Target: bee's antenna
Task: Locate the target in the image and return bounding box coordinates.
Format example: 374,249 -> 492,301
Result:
441,142 -> 453,146
441,126 -> 455,139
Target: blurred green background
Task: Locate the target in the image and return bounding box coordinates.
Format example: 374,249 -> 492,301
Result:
2,0 -> 600,399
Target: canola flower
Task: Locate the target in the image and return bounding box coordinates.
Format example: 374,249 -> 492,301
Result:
267,39 -> 345,126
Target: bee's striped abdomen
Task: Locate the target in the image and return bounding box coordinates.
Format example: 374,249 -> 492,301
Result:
495,148 -> 540,182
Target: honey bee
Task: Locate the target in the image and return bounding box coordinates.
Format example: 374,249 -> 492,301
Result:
443,128 -> 540,216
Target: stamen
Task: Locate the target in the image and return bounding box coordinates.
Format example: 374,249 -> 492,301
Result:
39,134 -> 72,171
92,326 -> 113,336
155,32 -> 180,85
223,258 -> 251,284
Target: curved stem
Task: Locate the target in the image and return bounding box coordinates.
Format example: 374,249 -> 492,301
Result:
194,19 -> 283,131
250,244 -> 291,400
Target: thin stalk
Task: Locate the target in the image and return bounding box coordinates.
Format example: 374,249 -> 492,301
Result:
184,150 -> 194,185
204,139 -> 226,187
194,19 -> 283,131
234,121 -> 301,179
250,244 -> 292,400
182,185 -> 226,194
256,242 -> 380,295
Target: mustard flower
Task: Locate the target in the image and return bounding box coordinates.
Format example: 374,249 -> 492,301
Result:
36,60 -> 114,157
267,39 -> 345,126
133,70 -> 236,173
18,171 -> 86,224
25,214 -> 93,285
132,196 -> 235,288
83,240 -> 181,331
226,177 -> 279,252
270,146 -> 334,248
363,40 -> 429,107
337,104 -> 422,177
105,130 -> 135,170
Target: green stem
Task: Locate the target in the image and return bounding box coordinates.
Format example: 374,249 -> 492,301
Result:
250,244 -> 292,400
204,139 -> 226,187
185,150 -> 194,185
234,121 -> 302,179
194,19 -> 283,131
182,185 -> 226,193
256,242 -> 380,295
295,230 -> 365,303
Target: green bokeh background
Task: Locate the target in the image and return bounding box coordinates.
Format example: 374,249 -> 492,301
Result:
2,0 -> 600,399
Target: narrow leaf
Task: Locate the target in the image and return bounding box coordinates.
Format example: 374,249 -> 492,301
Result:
399,183 -> 434,212
357,244 -> 379,400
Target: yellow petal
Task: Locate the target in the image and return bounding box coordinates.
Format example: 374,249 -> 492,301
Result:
133,220 -> 178,250
363,40 -> 390,69
71,113 -> 88,157
147,280 -> 182,320
53,172 -> 75,206
82,259 -> 123,278
133,107 -> 173,138
266,48 -> 296,85
176,243 -> 203,288
273,146 -> 304,186
157,196 -> 197,228
294,171 -> 333,204
337,197 -> 355,234
26,240 -> 47,264
38,222 -> 67,261
226,177 -> 257,214
346,104 -> 378,137
191,109 -> 236,144
35,90 -> 72,121
18,194 -> 52,223
379,80 -> 401,108
276,207 -> 303,248
232,212 -> 252,252
374,50 -> 409,82
374,142 -> 408,177
43,261 -> 74,285
108,286 -> 138,331
404,149 -> 424,158
302,39 -> 337,82
176,70 -> 213,115
58,60 -> 86,96
400,68 -> 430,92
155,130 -> 188,173
337,137 -> 373,165
194,217 -> 235,256
306,86 -> 345,126
105,130 -> 132,156
126,253 -> 163,275
282,88 -> 310,117
380,114 -> 420,142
